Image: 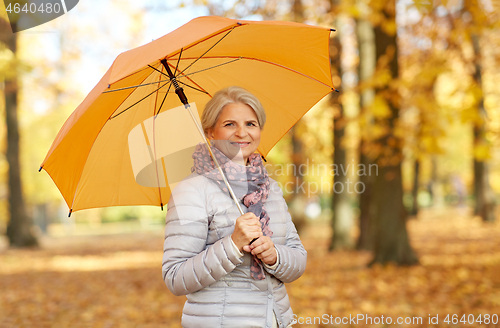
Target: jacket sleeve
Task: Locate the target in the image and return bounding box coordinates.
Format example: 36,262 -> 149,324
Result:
263,189 -> 307,283
162,177 -> 243,296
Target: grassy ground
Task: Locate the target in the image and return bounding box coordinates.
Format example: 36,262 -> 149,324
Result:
0,207 -> 499,327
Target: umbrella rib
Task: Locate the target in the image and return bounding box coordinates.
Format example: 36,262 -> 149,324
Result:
102,59 -> 180,93
177,26 -> 235,77
171,64 -> 212,98
153,66 -> 161,113
250,57 -> 334,90
155,79 -> 174,116
153,63 -> 168,116
148,64 -> 169,78
173,48 -> 183,76
105,65 -> 153,87
176,57 -> 242,80
109,81 -> 171,120
103,78 -> 172,93
176,80 -> 210,95
151,117 -> 164,208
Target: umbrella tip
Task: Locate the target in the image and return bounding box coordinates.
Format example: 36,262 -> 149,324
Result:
107,84 -> 110,89
161,203 -> 164,211
335,88 -> 340,92
38,166 -> 43,172
237,22 -> 242,25
330,28 -> 336,32
68,209 -> 72,217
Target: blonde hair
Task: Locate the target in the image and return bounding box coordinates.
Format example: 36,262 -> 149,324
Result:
201,86 -> 266,137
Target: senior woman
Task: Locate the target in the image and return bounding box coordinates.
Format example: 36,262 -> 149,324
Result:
162,86 -> 307,328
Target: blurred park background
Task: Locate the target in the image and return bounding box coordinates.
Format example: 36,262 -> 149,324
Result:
1,0 -> 500,327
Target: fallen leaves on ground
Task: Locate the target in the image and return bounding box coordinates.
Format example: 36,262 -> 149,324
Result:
0,207 -> 499,328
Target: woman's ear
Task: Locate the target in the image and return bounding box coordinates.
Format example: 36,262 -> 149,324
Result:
206,128 -> 213,140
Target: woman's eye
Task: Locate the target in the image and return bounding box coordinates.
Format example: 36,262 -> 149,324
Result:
224,123 -> 234,127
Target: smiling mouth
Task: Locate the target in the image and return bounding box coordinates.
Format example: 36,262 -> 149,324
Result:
231,142 -> 251,147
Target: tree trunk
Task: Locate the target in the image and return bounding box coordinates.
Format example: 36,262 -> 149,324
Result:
328,17 -> 354,251
330,91 -> 354,250
369,1 -> 418,265
355,18 -> 376,251
471,34 -> 496,223
4,22 -> 38,247
410,160 -> 419,216
288,126 -> 307,234
357,149 -> 374,250
370,163 -> 417,264
473,158 -> 495,222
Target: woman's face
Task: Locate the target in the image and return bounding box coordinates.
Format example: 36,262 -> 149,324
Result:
207,102 -> 261,165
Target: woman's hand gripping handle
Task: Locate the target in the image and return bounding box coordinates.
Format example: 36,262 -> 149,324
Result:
231,213 -> 262,252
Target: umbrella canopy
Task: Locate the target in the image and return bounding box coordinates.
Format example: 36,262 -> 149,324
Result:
40,16 -> 335,213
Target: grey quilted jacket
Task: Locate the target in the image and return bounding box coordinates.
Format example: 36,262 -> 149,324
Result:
162,172 -> 307,328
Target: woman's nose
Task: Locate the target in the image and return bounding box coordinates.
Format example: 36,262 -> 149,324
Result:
235,125 -> 248,137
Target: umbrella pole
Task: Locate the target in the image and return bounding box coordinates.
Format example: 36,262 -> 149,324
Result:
184,103 -> 245,216
161,59 -> 245,216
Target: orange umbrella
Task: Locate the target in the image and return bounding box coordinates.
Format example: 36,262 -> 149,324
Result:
40,16 -> 336,215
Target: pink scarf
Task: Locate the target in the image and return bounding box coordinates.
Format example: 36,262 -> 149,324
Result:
191,143 -> 273,280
